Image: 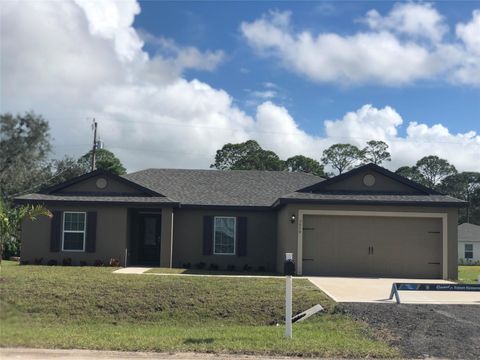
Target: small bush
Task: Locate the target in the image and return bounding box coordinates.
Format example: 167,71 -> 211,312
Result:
19,260 -> 29,265
62,258 -> 72,266
209,263 -> 219,270
227,264 -> 236,271
182,262 -> 191,269
34,258 -> 43,265
47,259 -> 58,266
94,259 -> 103,267
79,261 -> 88,267
195,262 -> 206,269
257,265 -> 266,272
243,264 -> 252,272
109,258 -> 120,267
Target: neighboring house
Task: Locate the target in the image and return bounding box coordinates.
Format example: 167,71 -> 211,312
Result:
15,163 -> 466,279
458,223 -> 480,263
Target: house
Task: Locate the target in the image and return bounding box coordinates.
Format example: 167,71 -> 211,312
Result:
458,223 -> 480,263
15,163 -> 466,279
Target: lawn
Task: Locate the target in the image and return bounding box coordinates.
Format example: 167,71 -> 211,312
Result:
458,265 -> 480,284
0,262 -> 398,358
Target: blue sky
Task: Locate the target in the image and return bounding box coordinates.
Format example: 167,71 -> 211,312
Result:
1,0 -> 479,172
136,1 -> 479,137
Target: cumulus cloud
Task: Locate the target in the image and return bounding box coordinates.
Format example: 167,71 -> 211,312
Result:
241,3 -> 480,86
1,0 -> 479,174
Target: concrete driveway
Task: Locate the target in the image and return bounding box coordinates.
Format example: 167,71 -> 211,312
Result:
308,277 -> 480,304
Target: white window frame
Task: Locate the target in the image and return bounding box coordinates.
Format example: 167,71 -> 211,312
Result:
62,211 -> 87,252
213,216 -> 236,255
464,244 -> 473,259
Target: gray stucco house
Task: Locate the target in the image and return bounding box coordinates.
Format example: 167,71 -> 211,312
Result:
16,163 -> 465,279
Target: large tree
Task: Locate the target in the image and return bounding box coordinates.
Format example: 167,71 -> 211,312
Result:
0,113 -> 52,199
321,143 -> 364,175
415,155 -> 457,189
78,149 -> 126,175
363,140 -> 391,165
285,155 -> 325,177
395,166 -> 426,184
440,172 -> 480,224
211,140 -> 286,171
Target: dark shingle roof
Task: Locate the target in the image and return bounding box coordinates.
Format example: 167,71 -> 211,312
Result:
123,169 -> 322,207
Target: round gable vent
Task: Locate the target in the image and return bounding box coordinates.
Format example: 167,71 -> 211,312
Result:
363,174 -> 376,187
96,177 -> 108,189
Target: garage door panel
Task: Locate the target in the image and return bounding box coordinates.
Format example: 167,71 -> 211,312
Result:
302,215 -> 442,278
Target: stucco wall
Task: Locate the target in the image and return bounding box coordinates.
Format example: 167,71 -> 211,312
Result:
276,203 -> 458,279
21,205 -> 128,265
172,208 -> 277,271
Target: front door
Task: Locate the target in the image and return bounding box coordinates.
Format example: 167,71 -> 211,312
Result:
138,214 -> 161,265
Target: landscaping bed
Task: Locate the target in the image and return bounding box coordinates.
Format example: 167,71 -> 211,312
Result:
0,262 -> 398,358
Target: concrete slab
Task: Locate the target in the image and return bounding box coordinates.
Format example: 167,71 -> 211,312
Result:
113,267 -> 151,274
308,276 -> 480,304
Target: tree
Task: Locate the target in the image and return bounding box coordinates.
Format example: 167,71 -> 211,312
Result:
415,155 -> 457,189
440,172 -> 480,224
0,112 -> 52,199
395,166 -> 426,184
46,156 -> 89,187
363,140 -> 391,165
321,144 -> 364,175
285,155 -> 325,177
0,199 -> 52,261
211,140 -> 286,171
78,149 -> 126,175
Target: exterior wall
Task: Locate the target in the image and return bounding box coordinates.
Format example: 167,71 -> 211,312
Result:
172,208 -> 277,271
458,241 -> 480,262
59,175 -> 144,195
276,203 -> 458,279
324,170 -> 422,194
21,205 -> 128,265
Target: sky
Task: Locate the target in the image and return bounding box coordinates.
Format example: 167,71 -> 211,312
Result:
1,0 -> 479,173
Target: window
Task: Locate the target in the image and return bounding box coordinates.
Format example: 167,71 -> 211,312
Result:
465,244 -> 473,259
62,212 -> 86,251
214,217 -> 236,255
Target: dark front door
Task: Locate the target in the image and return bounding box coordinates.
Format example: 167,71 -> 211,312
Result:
137,214 -> 161,265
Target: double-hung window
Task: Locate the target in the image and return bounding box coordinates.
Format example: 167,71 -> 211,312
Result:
213,217 -> 236,255
464,244 -> 473,259
62,212 -> 86,251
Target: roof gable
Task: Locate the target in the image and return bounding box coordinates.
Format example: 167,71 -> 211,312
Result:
458,223 -> 480,242
41,169 -> 163,197
299,163 -> 440,195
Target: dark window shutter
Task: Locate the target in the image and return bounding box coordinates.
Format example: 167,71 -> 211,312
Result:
203,216 -> 213,256
50,211 -> 62,252
236,216 -> 247,256
85,212 -> 97,253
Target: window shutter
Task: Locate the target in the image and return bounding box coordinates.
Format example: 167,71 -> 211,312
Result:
236,216 -> 247,256
50,211 -> 62,252
85,212 -> 97,253
203,216 -> 213,255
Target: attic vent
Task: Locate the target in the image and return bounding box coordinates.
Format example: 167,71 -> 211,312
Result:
96,177 -> 108,189
363,174 -> 376,187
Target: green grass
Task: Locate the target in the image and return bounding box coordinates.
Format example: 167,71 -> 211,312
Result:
147,267 -> 279,276
0,263 -> 398,357
458,265 -> 480,284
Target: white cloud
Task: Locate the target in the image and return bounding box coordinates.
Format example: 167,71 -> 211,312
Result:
241,4 -> 480,86
1,0 -> 479,175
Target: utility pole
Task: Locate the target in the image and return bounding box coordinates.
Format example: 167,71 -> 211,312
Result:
91,119 -> 98,172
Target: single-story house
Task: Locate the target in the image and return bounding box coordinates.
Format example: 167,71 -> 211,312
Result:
458,223 -> 480,263
16,163 -> 466,279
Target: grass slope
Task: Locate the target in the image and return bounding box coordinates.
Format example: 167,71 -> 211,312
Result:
458,265 -> 480,284
0,262 -> 397,357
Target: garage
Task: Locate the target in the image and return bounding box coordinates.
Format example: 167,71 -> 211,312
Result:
302,214 -> 443,278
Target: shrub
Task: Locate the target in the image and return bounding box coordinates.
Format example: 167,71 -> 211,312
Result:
195,262 -> 206,269
209,263 -> 219,270
62,258 -> 72,266
257,265 -> 266,272
109,258 -> 120,267
94,259 -> 103,267
47,259 -> 57,266
182,262 -> 191,269
34,257 -> 43,265
243,264 -> 252,272
227,264 -> 236,271
79,260 -> 88,267
19,260 -> 29,265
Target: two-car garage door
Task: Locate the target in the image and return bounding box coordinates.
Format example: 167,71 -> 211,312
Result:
302,215 -> 442,278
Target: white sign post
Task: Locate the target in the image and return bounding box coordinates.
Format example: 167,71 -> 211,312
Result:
285,252 -> 293,339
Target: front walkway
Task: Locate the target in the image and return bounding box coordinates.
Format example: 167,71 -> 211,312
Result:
308,276 -> 480,304
113,267 -> 151,274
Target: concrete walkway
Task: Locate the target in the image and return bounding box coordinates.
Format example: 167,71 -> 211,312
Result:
0,348 -> 329,360
308,277 -> 480,304
113,267 -> 151,274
